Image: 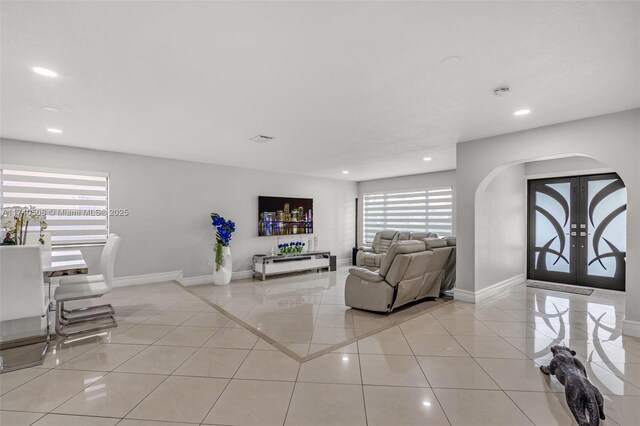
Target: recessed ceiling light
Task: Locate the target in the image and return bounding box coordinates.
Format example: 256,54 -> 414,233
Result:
514,109 -> 531,116
441,55 -> 461,66
43,106 -> 60,112
423,157 -> 432,162
33,67 -> 58,77
342,170 -> 350,174
47,128 -> 63,134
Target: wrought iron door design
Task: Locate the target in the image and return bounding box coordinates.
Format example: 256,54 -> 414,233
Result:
528,173 -> 626,291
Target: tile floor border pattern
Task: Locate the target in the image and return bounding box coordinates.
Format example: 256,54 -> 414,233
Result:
173,280 -> 454,363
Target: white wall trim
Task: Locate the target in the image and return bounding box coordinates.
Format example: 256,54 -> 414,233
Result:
451,288 -> 476,303
337,257 -> 351,266
114,270 -> 182,288
454,273 -> 526,303
623,319 -> 640,338
177,274 -> 213,286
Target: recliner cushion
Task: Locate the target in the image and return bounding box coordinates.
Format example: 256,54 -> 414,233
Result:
445,237 -> 456,246
424,238 -> 447,249
371,230 -> 399,253
396,232 -> 411,241
379,240 -> 426,276
409,232 -> 438,240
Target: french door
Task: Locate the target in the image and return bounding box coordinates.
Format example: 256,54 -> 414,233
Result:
527,173 -> 627,291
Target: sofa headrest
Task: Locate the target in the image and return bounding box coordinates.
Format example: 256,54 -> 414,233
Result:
379,240 -> 426,276
424,238 -> 447,249
444,237 -> 456,246
390,240 -> 426,254
378,230 -> 399,240
410,232 -> 438,240
396,231 -> 411,241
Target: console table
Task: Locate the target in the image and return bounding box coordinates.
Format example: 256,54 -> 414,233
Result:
253,251 -> 331,281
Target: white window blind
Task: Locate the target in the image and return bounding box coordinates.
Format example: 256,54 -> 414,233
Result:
363,187 -> 453,244
1,165 -> 109,246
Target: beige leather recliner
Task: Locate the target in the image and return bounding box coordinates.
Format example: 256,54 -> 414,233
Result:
355,230 -> 399,270
441,237 -> 457,292
346,238 -> 456,313
397,231 -> 439,241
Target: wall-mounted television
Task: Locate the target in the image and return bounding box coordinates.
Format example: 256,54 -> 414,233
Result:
258,196 -> 313,236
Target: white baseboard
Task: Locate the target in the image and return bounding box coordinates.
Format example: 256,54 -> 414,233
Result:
623,319 -> 640,338
114,270 -> 182,288
112,257 -> 348,289
337,258 -> 351,266
177,275 -> 213,286
452,288 -> 476,303
454,273 -> 526,303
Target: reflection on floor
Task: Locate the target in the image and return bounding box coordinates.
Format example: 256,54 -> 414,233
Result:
0,266 -> 638,426
187,267 -> 450,360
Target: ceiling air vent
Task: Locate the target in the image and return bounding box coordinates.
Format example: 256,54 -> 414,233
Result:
250,135 -> 274,143
492,86 -> 511,97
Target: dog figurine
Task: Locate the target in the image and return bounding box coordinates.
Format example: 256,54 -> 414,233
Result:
540,345 -> 605,426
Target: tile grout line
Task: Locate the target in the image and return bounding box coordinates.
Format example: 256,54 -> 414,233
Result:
356,340 -> 369,426
172,281 -> 305,363
397,320 -> 454,426
281,344 -> 303,426
115,304 -> 228,424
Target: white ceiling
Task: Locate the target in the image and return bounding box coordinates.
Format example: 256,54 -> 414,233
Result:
1,1 -> 638,181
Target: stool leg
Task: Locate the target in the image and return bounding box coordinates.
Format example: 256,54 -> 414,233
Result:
55,301 -> 64,336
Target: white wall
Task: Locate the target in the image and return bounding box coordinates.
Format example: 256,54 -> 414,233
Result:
0,139 -> 357,280
455,108 -> 640,336
525,156 -> 612,178
475,164 -> 526,292
356,170 -> 456,245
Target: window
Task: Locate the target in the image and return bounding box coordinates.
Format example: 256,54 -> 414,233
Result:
1,165 -> 109,246
363,187 -> 453,244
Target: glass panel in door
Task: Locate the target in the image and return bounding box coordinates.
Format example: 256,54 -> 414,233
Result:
578,174 -> 626,291
527,177 -> 578,285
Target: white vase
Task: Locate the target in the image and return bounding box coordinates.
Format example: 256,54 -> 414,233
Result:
213,245 -> 232,286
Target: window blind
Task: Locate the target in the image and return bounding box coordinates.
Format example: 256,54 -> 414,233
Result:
0,165 -> 109,246
363,187 -> 453,244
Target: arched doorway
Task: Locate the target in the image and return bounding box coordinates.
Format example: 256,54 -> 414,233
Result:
473,154 -> 628,293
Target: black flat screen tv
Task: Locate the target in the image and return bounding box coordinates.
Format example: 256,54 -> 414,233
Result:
258,196 -> 313,236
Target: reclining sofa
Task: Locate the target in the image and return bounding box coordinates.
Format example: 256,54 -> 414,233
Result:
356,230 -> 439,270
345,237 -> 456,313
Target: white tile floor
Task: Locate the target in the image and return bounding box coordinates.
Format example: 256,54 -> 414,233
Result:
187,268 -> 446,359
0,266 -> 638,425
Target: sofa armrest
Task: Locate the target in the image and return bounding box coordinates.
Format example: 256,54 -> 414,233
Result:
348,267 -> 384,282
358,246 -> 374,252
